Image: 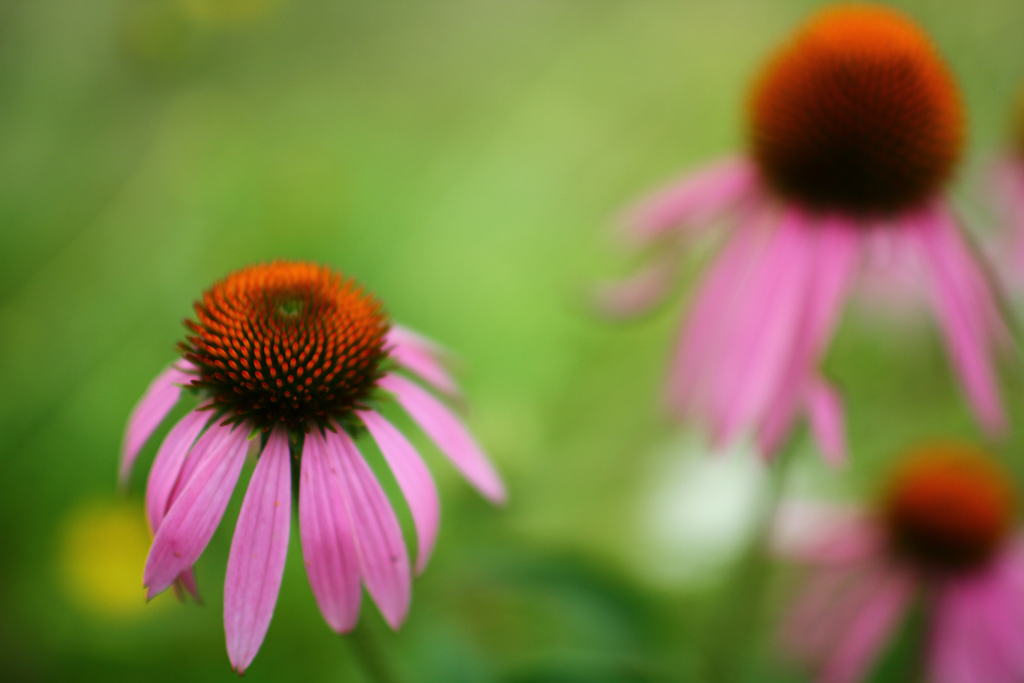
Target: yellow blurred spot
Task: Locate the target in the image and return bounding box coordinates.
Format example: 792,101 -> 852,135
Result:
178,0 -> 282,25
59,499 -> 162,618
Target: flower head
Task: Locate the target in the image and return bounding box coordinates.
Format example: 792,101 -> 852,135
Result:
749,4 -> 963,216
603,3 -> 1009,461
181,262 -> 388,432
120,261 -> 505,673
778,443 -> 1024,683
883,443 -> 1014,573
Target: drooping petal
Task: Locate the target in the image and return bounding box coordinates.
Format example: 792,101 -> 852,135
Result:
143,422 -> 249,599
386,325 -> 460,398
930,548 -> 1024,683
710,211 -> 816,446
978,561 -> 1024,681
782,569 -> 851,661
120,362 -> 195,486
925,205 -> 1011,350
174,568 -> 201,603
225,428 -> 292,674
807,379 -> 847,466
168,423 -> 215,510
755,219 -> 858,459
755,388 -> 803,457
620,157 -> 759,245
379,373 -> 506,503
328,428 -> 411,630
143,407 -> 212,604
783,565 -> 888,666
665,215 -> 767,414
360,410 -> 441,574
145,408 -> 211,535
771,503 -> 881,566
817,570 -> 914,683
594,250 -> 684,319
298,428 -> 362,633
803,218 -> 861,353
914,206 -> 1006,434
856,225 -> 931,320
929,581 -> 992,683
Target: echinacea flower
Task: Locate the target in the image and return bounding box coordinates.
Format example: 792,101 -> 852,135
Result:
119,261 -> 506,673
776,443 -> 1024,683
602,4 -> 1010,462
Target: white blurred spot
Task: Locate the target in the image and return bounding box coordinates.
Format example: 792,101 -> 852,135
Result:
634,434 -> 768,587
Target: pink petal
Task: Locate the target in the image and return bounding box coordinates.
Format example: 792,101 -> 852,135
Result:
145,408 -> 211,535
298,428 -> 362,633
168,422 -> 214,510
360,410 -> 440,574
755,220 -> 858,459
755,388 -> 802,457
856,226 -> 931,319
930,582 -> 993,683
143,407 -> 212,604
329,428 -> 411,630
174,568 -> 201,603
803,218 -> 861,353
120,362 -> 195,486
914,207 -> 1006,434
771,503 -> 880,565
620,157 -> 758,245
379,373 -> 506,503
225,428 -> 292,674
978,568 -> 1024,680
665,217 -> 766,414
927,584 -> 961,683
818,570 -> 914,683
143,422 -> 249,599
783,566 -> 884,663
594,250 -> 683,319
807,379 -> 847,466
930,591 -> 973,683
710,211 -> 815,446
386,325 -> 460,398
926,205 -> 1010,350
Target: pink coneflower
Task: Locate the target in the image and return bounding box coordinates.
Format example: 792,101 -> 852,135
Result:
119,261 -> 506,673
603,4 -> 1009,462
777,443 -> 1024,683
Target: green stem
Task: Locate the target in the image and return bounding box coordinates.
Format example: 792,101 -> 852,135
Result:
706,440 -> 796,683
348,623 -> 401,683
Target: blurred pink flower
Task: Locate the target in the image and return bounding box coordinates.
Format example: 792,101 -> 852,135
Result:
601,5 -> 1009,462
120,262 -> 505,673
776,443 -> 1023,683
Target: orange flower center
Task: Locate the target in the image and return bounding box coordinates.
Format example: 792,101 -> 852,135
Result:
181,261 -> 389,432
748,4 -> 963,216
883,444 -> 1014,573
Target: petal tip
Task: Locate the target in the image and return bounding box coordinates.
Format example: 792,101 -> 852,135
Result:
486,483 -> 509,505
382,605 -> 409,631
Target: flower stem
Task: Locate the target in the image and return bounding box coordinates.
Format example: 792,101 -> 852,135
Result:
705,441 -> 795,683
348,622 -> 401,683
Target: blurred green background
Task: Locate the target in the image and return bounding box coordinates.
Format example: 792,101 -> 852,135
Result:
2,1 -> 1024,681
